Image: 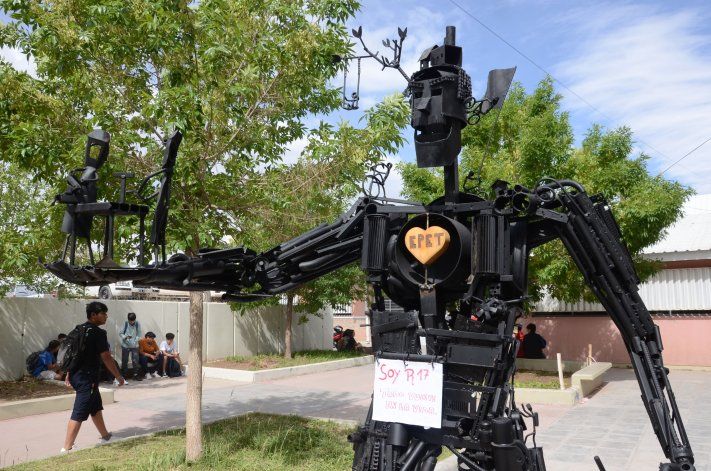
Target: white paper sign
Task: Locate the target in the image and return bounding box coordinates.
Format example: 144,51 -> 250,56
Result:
372,358 -> 443,428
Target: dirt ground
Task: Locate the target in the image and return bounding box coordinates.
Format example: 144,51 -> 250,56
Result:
0,376 -> 71,402
515,369 -> 572,389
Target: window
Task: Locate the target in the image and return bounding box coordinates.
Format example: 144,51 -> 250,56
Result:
332,303 -> 352,316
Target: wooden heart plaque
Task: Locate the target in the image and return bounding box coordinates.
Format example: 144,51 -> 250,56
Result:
404,225 -> 451,265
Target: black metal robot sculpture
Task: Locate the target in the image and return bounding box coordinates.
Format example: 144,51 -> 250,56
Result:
46,27 -> 695,471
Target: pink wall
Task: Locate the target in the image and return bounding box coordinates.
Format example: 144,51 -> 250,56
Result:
533,316 -> 711,367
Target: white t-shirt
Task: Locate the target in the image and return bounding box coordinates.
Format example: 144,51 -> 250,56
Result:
160,340 -> 177,354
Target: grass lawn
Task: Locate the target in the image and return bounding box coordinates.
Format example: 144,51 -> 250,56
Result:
9,413 -> 358,471
0,376 -> 70,401
208,349 -> 365,371
9,413 -> 457,470
514,369 -> 572,389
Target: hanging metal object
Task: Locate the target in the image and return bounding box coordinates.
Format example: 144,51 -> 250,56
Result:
341,56 -> 365,110
340,26 -> 410,110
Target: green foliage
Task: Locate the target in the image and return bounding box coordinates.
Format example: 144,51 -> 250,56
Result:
0,161 -> 65,294
0,0 -> 363,286
400,77 -> 691,302
237,94 -> 409,316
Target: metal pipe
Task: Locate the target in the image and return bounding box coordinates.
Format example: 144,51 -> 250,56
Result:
445,26 -> 456,46
400,441 -> 427,471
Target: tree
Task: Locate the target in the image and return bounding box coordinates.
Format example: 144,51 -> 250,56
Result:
237,95 -> 410,357
1,0 -> 361,461
0,160 -> 66,294
400,78 -> 691,303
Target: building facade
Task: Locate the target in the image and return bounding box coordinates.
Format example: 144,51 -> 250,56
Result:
533,195 -> 711,367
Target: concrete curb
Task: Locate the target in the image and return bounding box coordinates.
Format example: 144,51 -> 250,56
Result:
572,362 -> 612,397
514,386 -> 579,405
0,387 -> 114,420
515,361 -> 613,404
203,355 -> 374,383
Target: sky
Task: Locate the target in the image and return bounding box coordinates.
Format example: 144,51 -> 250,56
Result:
3,1 -> 711,198
328,0 -> 711,198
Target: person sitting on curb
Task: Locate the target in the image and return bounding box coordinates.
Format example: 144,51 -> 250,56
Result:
522,323 -> 548,359
138,332 -> 164,378
336,329 -> 363,352
159,333 -> 182,377
32,340 -> 63,380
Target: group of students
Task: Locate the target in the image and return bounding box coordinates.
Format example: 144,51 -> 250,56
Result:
28,312 -> 182,383
118,312 -> 182,381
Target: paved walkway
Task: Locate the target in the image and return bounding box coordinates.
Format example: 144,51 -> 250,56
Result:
437,368 -> 710,471
537,368 -> 710,471
0,365 -> 380,468
0,366 -> 708,470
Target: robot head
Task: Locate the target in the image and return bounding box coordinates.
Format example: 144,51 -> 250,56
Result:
410,27 -> 471,168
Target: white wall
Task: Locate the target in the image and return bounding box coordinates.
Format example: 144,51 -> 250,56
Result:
0,298 -> 333,380
536,267 -> 711,313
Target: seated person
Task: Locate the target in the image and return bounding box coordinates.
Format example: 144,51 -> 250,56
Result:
522,323 -> 547,359
33,340 -> 63,380
54,334 -> 67,364
138,332 -> 163,378
336,329 -> 363,352
159,333 -> 182,377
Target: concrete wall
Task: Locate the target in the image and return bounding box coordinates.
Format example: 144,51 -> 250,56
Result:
532,315 -> 711,367
0,298 -> 332,380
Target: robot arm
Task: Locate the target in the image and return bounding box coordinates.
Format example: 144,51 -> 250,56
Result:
231,197 -> 370,298
45,195 -> 400,301
529,180 -> 694,470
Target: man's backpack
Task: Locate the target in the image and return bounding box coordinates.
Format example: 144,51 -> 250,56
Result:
25,351 -> 42,374
57,324 -> 89,373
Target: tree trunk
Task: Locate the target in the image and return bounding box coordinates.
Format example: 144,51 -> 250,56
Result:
185,291 -> 204,461
284,294 -> 293,359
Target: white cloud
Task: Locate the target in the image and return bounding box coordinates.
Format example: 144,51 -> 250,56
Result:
0,46 -> 37,77
553,4 -> 711,192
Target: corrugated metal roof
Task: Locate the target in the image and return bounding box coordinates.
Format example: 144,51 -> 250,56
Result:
535,267 -> 711,312
644,194 -> 711,255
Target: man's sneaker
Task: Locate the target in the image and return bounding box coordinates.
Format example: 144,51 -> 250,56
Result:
113,378 -> 128,386
60,447 -> 73,453
99,432 -> 112,445
151,371 -> 160,378
145,373 -> 151,380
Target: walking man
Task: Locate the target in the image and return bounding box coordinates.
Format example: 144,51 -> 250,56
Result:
62,301 -> 125,452
119,312 -> 142,380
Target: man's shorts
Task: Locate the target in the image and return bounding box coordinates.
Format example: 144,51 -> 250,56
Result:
69,370 -> 103,422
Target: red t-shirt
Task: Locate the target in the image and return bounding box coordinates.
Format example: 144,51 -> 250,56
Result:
516,331 -> 525,358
